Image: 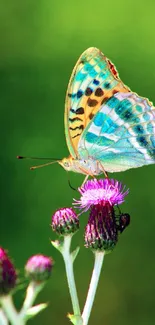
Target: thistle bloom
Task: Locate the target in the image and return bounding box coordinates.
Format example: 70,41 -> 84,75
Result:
74,178 -> 128,212
0,247 -> 17,295
74,178 -> 129,252
51,207 -> 79,235
25,255 -> 53,282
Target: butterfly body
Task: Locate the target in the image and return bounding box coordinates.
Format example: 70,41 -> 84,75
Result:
62,47 -> 155,175
59,156 -> 103,175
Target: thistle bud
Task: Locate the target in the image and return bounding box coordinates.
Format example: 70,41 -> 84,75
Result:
25,255 -> 53,282
0,248 -> 17,295
51,208 -> 79,235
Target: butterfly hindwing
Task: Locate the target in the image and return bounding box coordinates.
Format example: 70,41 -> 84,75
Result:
65,47 -> 130,158
78,92 -> 155,172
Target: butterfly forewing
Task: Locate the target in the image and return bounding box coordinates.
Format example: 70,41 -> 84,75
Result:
65,47 -> 130,158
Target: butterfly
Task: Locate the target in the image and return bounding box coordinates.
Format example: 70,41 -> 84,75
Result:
18,47 -> 155,179
58,47 -> 155,179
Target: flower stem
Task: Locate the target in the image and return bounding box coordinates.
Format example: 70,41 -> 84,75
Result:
61,235 -> 81,320
0,295 -> 24,325
19,282 -> 44,319
0,283 -> 44,324
82,251 -> 105,325
0,308 -> 9,325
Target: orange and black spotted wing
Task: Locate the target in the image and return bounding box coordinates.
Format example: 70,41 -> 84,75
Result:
64,47 -> 130,158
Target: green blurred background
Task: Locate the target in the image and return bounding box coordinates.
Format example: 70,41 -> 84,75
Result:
0,0 -> 155,324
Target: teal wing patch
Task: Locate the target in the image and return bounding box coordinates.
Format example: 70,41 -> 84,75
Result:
78,92 -> 155,172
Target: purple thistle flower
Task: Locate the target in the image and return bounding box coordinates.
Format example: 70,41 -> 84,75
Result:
51,207 -> 79,235
0,247 -> 17,295
25,255 -> 53,282
74,178 -> 129,212
74,178 -> 129,252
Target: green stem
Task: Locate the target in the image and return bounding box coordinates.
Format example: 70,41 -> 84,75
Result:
82,251 -> 105,325
0,308 -> 9,325
0,283 -> 44,324
19,282 -> 44,319
0,295 -> 25,325
62,235 -> 81,317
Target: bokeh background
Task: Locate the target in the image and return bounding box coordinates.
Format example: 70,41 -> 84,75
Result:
0,0 -> 155,324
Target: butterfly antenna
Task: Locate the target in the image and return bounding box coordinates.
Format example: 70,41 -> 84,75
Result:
30,161 -> 58,170
17,156 -> 60,170
17,156 -> 60,160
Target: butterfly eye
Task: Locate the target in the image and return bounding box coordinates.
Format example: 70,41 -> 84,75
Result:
64,161 -> 70,167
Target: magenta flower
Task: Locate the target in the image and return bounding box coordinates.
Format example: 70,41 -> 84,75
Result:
25,255 -> 53,282
74,178 -> 129,252
0,247 -> 17,295
74,178 -> 129,212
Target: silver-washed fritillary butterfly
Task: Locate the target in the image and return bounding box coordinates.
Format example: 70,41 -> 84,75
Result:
59,47 -> 155,178
18,47 -> 155,180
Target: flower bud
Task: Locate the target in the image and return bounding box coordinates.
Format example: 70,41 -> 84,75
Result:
51,208 -> 79,235
0,247 -> 17,295
25,255 -> 53,282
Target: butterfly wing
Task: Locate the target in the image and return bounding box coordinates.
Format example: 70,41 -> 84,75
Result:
65,47 -> 130,158
78,92 -> 155,172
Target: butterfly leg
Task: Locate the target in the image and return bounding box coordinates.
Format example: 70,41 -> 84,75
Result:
78,165 -> 95,187
81,174 -> 89,187
97,161 -> 109,178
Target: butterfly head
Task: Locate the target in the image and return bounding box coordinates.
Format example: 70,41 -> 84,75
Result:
58,156 -> 88,174
58,157 -> 75,172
